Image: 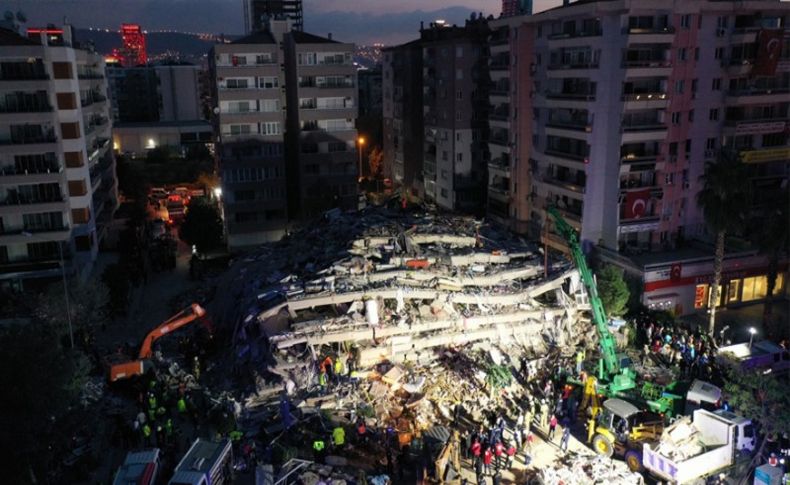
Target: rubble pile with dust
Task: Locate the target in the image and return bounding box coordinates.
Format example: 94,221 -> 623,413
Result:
655,415 -> 705,460
539,449 -> 644,484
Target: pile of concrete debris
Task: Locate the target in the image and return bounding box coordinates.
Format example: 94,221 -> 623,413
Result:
539,449 -> 644,484
655,415 -> 704,461
211,204 -> 598,444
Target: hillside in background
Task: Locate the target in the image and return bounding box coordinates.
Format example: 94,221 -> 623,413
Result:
75,29 -> 218,61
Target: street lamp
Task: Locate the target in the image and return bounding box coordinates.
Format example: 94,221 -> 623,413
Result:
748,327 -> 757,348
357,136 -> 366,181
22,232 -> 74,348
213,187 -> 222,199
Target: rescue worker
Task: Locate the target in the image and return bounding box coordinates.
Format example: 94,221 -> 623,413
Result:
312,437 -> 326,463
177,396 -> 187,414
332,425 -> 346,450
334,357 -> 344,383
164,418 -> 174,446
192,356 -> 201,380
318,369 -> 328,394
576,347 -> 586,375
539,400 -> 549,429
356,418 -> 367,444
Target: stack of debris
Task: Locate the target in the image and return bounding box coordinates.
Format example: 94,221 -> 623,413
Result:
539,449 -> 644,484
655,415 -> 704,460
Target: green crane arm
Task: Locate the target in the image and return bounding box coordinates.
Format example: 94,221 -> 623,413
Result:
547,206 -> 621,377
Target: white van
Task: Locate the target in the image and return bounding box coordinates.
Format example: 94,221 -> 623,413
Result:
717,340 -> 790,374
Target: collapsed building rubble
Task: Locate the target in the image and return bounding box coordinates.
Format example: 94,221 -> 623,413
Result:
209,206 -> 602,480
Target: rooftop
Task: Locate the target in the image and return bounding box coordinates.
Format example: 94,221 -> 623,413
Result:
0,27 -> 40,46
231,30 -> 276,45
290,30 -> 340,44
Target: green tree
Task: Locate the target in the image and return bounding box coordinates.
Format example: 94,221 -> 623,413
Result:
0,324 -> 90,482
722,362 -> 790,475
747,187 -> 789,339
179,199 -> 224,253
35,278 -> 109,346
696,150 -> 752,337
597,264 -> 630,317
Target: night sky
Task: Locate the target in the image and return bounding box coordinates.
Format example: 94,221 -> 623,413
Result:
19,0 -> 563,44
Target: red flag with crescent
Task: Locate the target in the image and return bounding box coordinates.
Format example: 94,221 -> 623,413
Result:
624,189 -> 650,219
670,263 -> 682,281
752,29 -> 783,76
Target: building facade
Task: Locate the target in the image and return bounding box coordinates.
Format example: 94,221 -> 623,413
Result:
382,40 -> 423,193
490,0 -> 790,314
211,20 -> 358,249
244,0 -> 304,32
107,64 -> 204,123
0,25 -> 118,290
120,23 -> 147,67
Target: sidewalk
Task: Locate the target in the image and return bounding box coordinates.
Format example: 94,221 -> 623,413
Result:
679,300 -> 789,344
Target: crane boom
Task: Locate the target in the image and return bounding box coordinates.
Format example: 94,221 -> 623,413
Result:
547,207 -> 635,393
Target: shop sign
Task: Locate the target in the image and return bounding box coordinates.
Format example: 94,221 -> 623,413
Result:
695,270 -> 747,285
735,121 -> 786,135
741,147 -> 790,164
694,285 -> 706,309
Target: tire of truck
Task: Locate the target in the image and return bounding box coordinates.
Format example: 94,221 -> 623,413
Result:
625,449 -> 643,472
592,434 -> 614,458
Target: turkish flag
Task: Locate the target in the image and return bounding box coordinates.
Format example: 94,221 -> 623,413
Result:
752,29 -> 783,76
624,189 -> 650,219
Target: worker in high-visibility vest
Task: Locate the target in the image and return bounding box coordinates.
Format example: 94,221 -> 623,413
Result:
313,438 -> 326,463
332,425 -> 346,449
177,397 -> 187,413
318,369 -> 328,394
142,423 -> 152,446
576,348 -> 586,375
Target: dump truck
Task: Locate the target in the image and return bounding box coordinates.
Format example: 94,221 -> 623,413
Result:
642,409 -> 756,484
112,449 -> 161,485
169,438 -> 233,485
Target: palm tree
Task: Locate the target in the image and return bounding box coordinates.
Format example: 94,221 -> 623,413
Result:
696,150 -> 752,337
748,186 -> 789,339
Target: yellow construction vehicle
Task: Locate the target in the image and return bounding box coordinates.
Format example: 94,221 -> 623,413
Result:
591,398 -> 664,472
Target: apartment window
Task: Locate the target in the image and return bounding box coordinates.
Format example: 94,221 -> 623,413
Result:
455,111 -> 462,121
665,172 -> 675,185
455,69 -> 463,80
259,99 -> 277,112
328,141 -> 347,152
456,90 -> 463,100
298,52 -> 317,65
762,133 -> 788,147
694,48 -> 699,61
533,108 -> 540,120
56,92 -> 76,110
259,77 -> 278,89
677,48 -> 687,61
441,170 -> 448,180
456,46 -> 463,57
23,212 -> 63,231
52,62 -> 72,79
709,108 -> 719,121
691,79 -> 698,97
64,151 -> 83,168
669,142 -> 678,156
301,143 -> 318,154
232,55 -> 247,66
28,241 -> 58,260
261,122 -> 280,135
228,101 -> 251,113
674,80 -> 684,94
717,15 -> 729,28
255,54 -> 272,64
61,122 -> 80,139
536,54 -> 542,65
712,78 -> 721,90
537,26 -> 542,37
226,78 -> 249,89
229,124 -> 251,135
706,138 -> 717,150
685,139 -> 692,154
456,153 -> 463,162
671,112 -> 681,125
714,47 -> 724,60
680,14 -> 690,28
440,188 -> 449,198
456,133 -> 461,142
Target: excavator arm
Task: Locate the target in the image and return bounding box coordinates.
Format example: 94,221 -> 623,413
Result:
110,303 -> 208,382
547,207 -> 634,393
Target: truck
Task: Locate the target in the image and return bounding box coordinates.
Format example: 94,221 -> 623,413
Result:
112,449 -> 161,485
642,409 -> 756,484
168,438 -> 233,485
717,340 -> 790,374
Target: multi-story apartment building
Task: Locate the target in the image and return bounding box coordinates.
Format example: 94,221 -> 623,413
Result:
420,20 -> 490,213
244,0 -> 304,33
211,20 -> 357,249
383,40 -> 423,194
490,0 -> 789,315
0,25 -> 118,290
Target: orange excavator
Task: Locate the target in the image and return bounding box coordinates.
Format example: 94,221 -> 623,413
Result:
109,303 -> 209,382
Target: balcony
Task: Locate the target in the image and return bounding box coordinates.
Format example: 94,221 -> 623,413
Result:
490,60 -> 510,71
0,132 -> 57,146
546,119 -> 592,132
488,185 -> 509,201
489,136 -> 509,147
545,91 -> 595,101
488,157 -> 510,174
620,174 -> 657,190
621,152 -> 660,163
78,73 -> 103,80
623,26 -> 675,35
548,28 -> 602,40
0,101 -> 53,113
317,82 -> 355,89
619,213 -> 660,225
622,92 -> 667,102
542,172 -> 586,194
547,61 -> 599,70
544,149 -> 586,162
0,193 -> 64,206
726,87 -> 790,105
